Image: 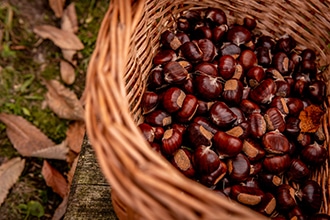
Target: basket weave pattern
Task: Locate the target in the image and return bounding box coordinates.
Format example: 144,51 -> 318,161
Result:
85,0 -> 330,219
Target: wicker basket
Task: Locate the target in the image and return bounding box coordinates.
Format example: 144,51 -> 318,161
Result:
85,0 -> 330,219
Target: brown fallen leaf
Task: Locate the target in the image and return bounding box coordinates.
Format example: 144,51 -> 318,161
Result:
60,60 -> 76,85
66,121 -> 86,154
0,113 -> 56,157
61,49 -> 77,66
42,160 -> 68,198
0,157 -> 25,205
49,0 -> 65,18
31,140 -> 69,160
67,156 -> 79,186
61,3 -> 78,33
299,105 -> 325,133
52,194 -> 69,220
45,79 -> 85,121
33,25 -> 84,50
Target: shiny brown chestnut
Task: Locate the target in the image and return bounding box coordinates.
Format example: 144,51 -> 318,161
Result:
254,192 -> 276,216
287,206 -> 306,220
226,122 -> 250,140
212,24 -> 228,43
249,78 -> 276,104
243,16 -> 257,30
226,25 -> 252,46
296,180 -> 322,214
144,110 -> 172,127
205,8 -> 227,26
176,94 -> 198,122
219,42 -> 241,58
153,49 -> 177,65
222,79 -> 244,105
186,122 -> 213,148
138,123 -> 155,143
256,46 -> 272,67
301,48 -> 316,61
248,112 -> 266,139
192,145 -> 220,175
263,107 -> 286,132
176,32 -> 190,44
195,100 -> 214,116
287,158 -> 310,182
147,66 -> 164,89
300,142 -> 327,167
209,101 -> 237,128
194,74 -> 223,100
194,62 -> 218,76
162,87 -> 186,113
193,116 -> 218,134
180,41 -> 203,62
308,80 -> 326,104
246,66 -> 266,88
199,160 -> 227,187
275,80 -> 291,97
193,25 -> 213,40
273,52 -> 289,75
263,154 -> 291,174
285,116 -> 301,136
242,139 -> 265,162
256,35 -> 276,51
171,148 -> 195,178
197,38 -> 217,62
227,153 -> 250,182
285,97 -> 304,116
296,132 -> 312,148
161,128 -> 183,155
229,107 -> 245,125
141,91 -> 159,114
239,49 -> 257,70
270,96 -> 289,115
163,61 -> 189,84
258,173 -> 282,192
301,59 -> 317,75
218,55 -> 237,79
240,99 -> 261,115
262,131 -> 290,154
275,184 -> 297,211
230,185 -> 264,206
177,17 -> 191,32
274,35 -> 296,54
160,30 -> 182,51
213,131 -> 243,158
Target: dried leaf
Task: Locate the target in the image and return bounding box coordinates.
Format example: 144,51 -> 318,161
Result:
299,105 -> 325,133
0,113 -> 55,157
0,157 -> 25,205
52,195 -> 69,220
60,60 -> 76,85
42,160 -> 68,198
61,3 -> 78,33
33,25 -> 84,50
66,121 -> 85,154
61,49 -> 77,65
45,79 -> 85,121
67,156 -> 79,186
31,140 -> 69,160
49,0 -> 65,18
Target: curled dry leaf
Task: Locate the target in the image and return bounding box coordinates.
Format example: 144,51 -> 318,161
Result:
45,79 -> 85,121
61,49 -> 77,66
0,157 -> 25,205
52,194 -> 69,220
33,25 -> 84,50
66,121 -> 86,154
49,0 -> 65,18
31,140 -> 69,160
42,160 -> 68,198
299,105 -> 325,133
0,113 -> 55,157
60,60 -> 76,85
61,3 -> 78,33
67,156 -> 79,186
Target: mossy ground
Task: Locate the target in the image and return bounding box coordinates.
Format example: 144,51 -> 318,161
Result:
0,0 -> 109,219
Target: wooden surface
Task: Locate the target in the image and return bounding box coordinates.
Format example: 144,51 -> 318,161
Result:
64,136 -> 118,220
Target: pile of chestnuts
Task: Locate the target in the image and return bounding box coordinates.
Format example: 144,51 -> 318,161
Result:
138,8 -> 329,219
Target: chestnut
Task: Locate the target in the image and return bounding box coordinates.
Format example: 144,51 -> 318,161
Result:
144,110 -> 172,127
301,59 -> 317,75
258,173 -> 282,192
285,97 -> 304,116
161,128 -> 183,155
213,131 -> 243,158
212,24 -> 228,43
171,148 -> 195,178
308,80 -> 326,104
273,52 -> 289,75
226,25 -> 252,46
205,8 -> 227,26
147,66 -> 164,89
194,74 -> 223,100
229,107 -> 245,125
296,132 -> 312,148
256,46 -> 272,67
193,116 -> 218,134
262,131 -> 290,154
248,112 -> 266,139
274,35 -> 296,54
301,48 -> 316,61
270,96 -> 289,115
160,30 -> 182,50
249,78 -> 276,104
230,185 -> 264,206
296,180 -> 322,214
196,38 -> 217,62
226,122 -> 250,140
275,80 -> 291,97
186,122 -> 213,148
242,139 -> 265,162
254,192 -> 276,216
300,142 -> 327,167
195,100 -> 213,116
287,206 -> 306,220
243,16 -> 257,30
177,17 -> 191,32
163,61 -> 189,84
240,99 -> 261,115
176,32 -> 190,44
209,101 -> 237,128
239,49 -> 257,70
138,123 -> 155,142
141,91 -> 159,114
263,107 -> 286,132
153,49 -> 177,65
286,158 -> 310,182
162,87 -> 186,113
176,94 -> 198,122
227,153 -> 250,182
192,25 -> 212,40
180,41 -> 203,62
192,145 -> 220,175
218,55 -> 236,79
256,35 -> 276,51
199,160 -> 227,187
194,62 -> 218,76
219,42 -> 241,58
246,66 -> 266,88
263,154 -> 291,174
222,79 -> 244,105
275,184 -> 297,211
309,213 -> 330,220
285,116 -> 301,136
